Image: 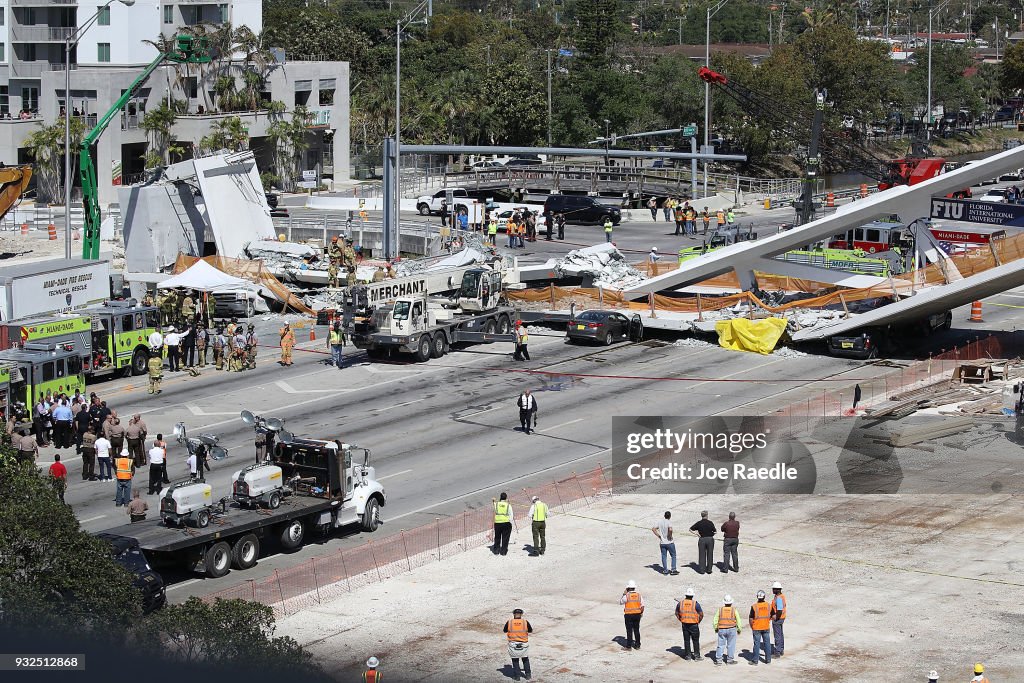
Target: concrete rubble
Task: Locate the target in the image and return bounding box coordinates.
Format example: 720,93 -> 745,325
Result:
555,243 -> 648,290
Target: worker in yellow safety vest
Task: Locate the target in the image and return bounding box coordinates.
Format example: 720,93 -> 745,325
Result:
528,496 -> 547,556
604,218 -> 613,243
492,492 -> 513,556
488,220 -> 498,245
749,590 -> 772,665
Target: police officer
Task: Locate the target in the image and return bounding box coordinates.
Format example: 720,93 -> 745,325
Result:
245,324 -> 258,369
16,427 -> 38,464
81,426 -> 98,480
147,349 -> 163,394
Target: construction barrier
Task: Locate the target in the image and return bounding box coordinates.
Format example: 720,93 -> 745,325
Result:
859,183 -> 868,198
47,224 -> 56,240
20,223 -> 27,236
969,301 -> 983,322
203,466 -> 610,615
826,192 -> 835,207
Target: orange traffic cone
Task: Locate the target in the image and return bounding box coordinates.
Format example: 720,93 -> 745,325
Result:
309,327 -> 316,341
969,301 -> 983,322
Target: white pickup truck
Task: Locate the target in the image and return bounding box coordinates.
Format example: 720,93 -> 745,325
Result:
416,188 -> 469,216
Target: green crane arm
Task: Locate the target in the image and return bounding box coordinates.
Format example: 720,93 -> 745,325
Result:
80,34 -> 209,260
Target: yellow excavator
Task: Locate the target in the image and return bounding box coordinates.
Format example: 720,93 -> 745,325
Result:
0,165 -> 32,221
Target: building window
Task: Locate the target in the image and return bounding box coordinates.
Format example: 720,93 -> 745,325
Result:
181,6 -> 198,24
24,8 -> 36,25
163,5 -> 172,24
0,8 -> 5,27
98,43 -> 110,63
218,4 -> 228,22
318,89 -> 334,106
97,6 -> 110,25
0,86 -> 8,115
185,77 -> 197,99
24,44 -> 36,62
0,44 -> 5,64
22,87 -> 39,113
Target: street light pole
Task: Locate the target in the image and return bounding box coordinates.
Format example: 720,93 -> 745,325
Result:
926,0 -> 952,142
64,0 -> 134,260
547,49 -> 552,147
603,119 -> 610,167
704,0 -> 729,199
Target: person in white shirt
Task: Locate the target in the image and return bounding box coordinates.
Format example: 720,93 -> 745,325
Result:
649,247 -> 660,264
164,327 -> 181,373
148,328 -> 163,353
95,435 -> 113,480
148,441 -> 166,495
186,451 -> 197,479
652,510 -> 678,575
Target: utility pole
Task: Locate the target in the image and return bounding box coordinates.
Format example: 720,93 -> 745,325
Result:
546,49 -> 552,146
678,16 -> 682,45
704,0 -> 729,199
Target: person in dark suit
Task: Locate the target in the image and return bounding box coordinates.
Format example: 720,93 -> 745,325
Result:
517,390 -> 538,434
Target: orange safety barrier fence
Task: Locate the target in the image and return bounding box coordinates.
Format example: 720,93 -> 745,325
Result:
173,253 -> 313,315
203,466 -> 610,615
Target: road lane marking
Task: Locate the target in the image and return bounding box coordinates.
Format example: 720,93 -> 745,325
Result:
388,447 -> 611,522
79,515 -> 107,523
377,469 -> 413,481
166,578 -> 202,592
537,418 -> 584,432
275,381 -> 347,394
187,405 -> 242,416
457,406 -> 499,419
375,399 -> 425,411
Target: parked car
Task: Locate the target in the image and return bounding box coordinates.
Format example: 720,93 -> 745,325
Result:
994,106 -> 1016,123
978,188 -> 1010,203
416,188 -> 469,215
565,310 -> 634,345
469,160 -> 504,171
827,311 -> 952,359
543,194 -> 621,226
999,169 -> 1023,181
95,533 -> 166,613
505,157 -> 543,167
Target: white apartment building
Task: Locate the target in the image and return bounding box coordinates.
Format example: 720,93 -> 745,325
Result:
0,0 -> 349,205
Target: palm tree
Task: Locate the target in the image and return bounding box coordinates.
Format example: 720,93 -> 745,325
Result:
24,117 -> 85,203
140,103 -> 177,167
199,115 -> 248,153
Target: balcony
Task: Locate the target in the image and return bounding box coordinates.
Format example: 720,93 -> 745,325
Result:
10,26 -> 76,42
10,0 -> 77,5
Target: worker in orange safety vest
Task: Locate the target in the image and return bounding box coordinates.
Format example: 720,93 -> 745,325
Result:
749,590 -> 772,665
675,586 -> 704,661
363,656 -> 381,682
620,579 -> 645,650
503,608 -> 534,680
114,449 -> 135,507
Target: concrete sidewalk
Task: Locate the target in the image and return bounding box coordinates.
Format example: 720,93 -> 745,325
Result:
277,491 -> 1024,682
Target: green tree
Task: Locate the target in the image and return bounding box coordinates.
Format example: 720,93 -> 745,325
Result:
905,43 -> 981,119
199,115 -> 249,153
575,0 -> 622,70
141,103 -> 178,168
266,105 -> 310,191
23,117 -> 86,204
1001,41 -> 1024,94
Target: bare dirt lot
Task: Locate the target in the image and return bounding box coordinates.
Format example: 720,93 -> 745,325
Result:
277,491 -> 1024,682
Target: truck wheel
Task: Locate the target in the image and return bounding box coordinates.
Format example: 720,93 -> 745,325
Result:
430,333 -> 448,358
279,519 -> 305,550
204,541 -> 231,578
231,534 -> 260,570
267,491 -> 281,509
362,498 -> 381,532
497,315 -> 511,334
414,335 -> 431,362
195,509 -> 211,528
417,203 -> 430,215
484,319 -> 496,334
131,348 -> 148,376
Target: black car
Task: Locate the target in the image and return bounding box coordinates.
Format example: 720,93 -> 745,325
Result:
543,194 -> 621,226
994,106 -> 1016,123
566,310 -> 636,345
505,157 -> 543,167
827,311 -> 951,359
96,533 -> 166,613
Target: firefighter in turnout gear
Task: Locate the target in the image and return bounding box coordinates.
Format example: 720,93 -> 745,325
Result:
181,291 -> 196,323
327,260 -> 340,288
147,350 -> 163,394
213,327 -> 226,370
346,264 -> 357,287
245,324 -> 258,369
327,236 -> 344,263
343,240 -> 357,268
231,328 -> 246,372
279,323 -> 295,365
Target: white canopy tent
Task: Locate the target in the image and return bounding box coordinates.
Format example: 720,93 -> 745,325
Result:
156,259 -> 251,291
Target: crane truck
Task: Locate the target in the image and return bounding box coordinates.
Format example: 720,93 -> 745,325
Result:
94,413 -> 386,579
343,265 -> 520,361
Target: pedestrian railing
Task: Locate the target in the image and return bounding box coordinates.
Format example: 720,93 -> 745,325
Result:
202,466 -> 610,615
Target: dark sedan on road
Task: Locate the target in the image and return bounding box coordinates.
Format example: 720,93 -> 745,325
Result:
566,310 -> 634,345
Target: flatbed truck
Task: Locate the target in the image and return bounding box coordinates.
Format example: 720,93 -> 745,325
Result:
95,434 -> 386,579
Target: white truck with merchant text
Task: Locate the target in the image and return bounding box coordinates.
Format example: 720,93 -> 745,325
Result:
344,266 -> 519,361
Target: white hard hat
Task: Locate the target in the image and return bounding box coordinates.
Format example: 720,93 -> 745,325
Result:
684,586 -> 694,596
651,246 -> 658,251
367,657 -> 379,668
772,581 -> 782,589
626,579 -> 637,589
928,671 -> 938,680
756,590 -> 766,599
723,594 -> 733,604
532,496 -> 538,502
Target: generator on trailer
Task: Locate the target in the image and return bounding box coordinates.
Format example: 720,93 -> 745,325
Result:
94,413 -> 386,579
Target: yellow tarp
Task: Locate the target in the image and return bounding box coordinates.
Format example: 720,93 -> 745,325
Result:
714,317 -> 788,355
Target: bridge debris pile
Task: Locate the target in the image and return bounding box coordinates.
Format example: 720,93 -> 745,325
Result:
554,243 -> 647,290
